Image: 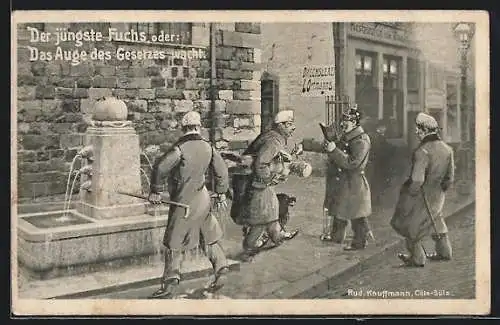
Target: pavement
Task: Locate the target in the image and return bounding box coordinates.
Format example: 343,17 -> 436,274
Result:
17,173 -> 475,300
317,204 -> 475,299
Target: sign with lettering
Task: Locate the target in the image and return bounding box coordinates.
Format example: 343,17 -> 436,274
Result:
301,65 -> 335,97
425,88 -> 446,109
349,23 -> 410,45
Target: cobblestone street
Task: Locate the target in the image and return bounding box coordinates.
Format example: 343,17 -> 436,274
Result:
316,207 -> 476,299
66,174 -> 475,301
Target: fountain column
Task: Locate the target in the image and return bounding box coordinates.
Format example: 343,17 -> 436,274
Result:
76,97 -> 146,219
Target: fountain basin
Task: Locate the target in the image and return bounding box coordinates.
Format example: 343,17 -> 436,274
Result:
17,203 -> 170,280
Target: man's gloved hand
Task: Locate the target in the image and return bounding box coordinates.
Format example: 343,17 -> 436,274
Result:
148,192 -> 163,205
323,140 -> 337,153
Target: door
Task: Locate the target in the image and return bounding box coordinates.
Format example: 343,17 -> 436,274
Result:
260,72 -> 279,133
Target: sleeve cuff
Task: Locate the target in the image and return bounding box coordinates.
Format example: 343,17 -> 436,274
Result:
150,184 -> 163,193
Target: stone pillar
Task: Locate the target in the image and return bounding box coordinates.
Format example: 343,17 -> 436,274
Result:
377,52 -> 384,119
76,99 -> 146,219
402,55 -> 408,142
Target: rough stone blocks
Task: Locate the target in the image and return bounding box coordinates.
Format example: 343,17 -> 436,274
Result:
222,31 -> 261,49
226,100 -> 260,115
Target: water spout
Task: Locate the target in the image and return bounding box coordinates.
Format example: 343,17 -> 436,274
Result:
64,171 -> 81,217
80,180 -> 92,192
77,145 -> 94,160
140,152 -> 154,171
140,167 -> 151,191
78,165 -> 93,176
63,155 -> 82,215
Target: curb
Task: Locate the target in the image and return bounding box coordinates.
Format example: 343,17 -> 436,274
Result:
261,200 -> 475,299
46,259 -> 241,299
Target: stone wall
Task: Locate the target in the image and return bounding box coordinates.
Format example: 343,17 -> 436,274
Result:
16,22 -> 262,199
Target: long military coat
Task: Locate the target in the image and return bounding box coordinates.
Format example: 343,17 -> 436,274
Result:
390,133 -> 454,241
324,126 -> 372,220
233,128 -> 289,226
150,132 -> 229,251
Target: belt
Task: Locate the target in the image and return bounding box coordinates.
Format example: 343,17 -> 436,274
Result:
335,168 -> 365,175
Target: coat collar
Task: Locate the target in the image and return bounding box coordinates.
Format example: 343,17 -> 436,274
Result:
178,132 -> 204,143
342,126 -> 365,142
269,127 -> 288,146
420,133 -> 440,145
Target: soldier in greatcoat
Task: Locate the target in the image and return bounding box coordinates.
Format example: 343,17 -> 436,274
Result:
321,107 -> 373,250
390,112 -> 454,267
237,110 -> 300,261
148,111 -> 230,298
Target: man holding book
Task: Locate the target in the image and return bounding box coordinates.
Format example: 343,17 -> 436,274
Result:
321,105 -> 374,250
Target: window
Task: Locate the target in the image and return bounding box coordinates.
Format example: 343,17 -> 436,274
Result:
407,58 -> 420,91
383,56 -> 400,90
428,64 -> 445,89
383,55 -> 403,138
129,23 -> 192,44
355,51 -> 378,119
355,52 -> 374,77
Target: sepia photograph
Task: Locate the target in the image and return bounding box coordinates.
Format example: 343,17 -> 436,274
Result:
11,10 -> 490,316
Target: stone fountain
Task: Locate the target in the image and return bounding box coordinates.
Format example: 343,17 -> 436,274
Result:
17,98 -> 239,290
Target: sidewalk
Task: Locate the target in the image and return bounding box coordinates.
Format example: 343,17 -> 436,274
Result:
216,176 -> 475,299
17,175 -> 475,300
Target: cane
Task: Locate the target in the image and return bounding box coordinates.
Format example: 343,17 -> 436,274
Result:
116,191 -> 190,219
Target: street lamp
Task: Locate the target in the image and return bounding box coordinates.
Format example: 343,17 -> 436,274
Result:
453,22 -> 475,195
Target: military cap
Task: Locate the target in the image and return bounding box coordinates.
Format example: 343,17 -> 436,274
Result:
181,111 -> 202,127
274,110 -> 295,124
342,104 -> 362,124
416,112 -> 439,130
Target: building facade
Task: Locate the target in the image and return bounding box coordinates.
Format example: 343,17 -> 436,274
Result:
16,21 -> 474,198
16,22 -> 263,198
260,22 -> 471,152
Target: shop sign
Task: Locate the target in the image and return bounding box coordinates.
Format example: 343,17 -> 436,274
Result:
349,23 -> 410,45
301,65 -> 335,97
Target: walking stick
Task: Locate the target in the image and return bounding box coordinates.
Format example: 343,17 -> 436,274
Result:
421,188 -> 440,257
116,191 -> 190,219
421,188 -> 440,235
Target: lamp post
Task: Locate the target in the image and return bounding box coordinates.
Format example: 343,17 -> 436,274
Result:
453,22 -> 475,195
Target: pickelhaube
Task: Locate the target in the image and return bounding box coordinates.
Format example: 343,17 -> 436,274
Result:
342,104 -> 361,124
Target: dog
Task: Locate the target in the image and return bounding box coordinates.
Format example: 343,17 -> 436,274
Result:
276,193 -> 296,231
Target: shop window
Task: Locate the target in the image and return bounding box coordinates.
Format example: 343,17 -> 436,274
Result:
355,51 -> 377,119
428,63 -> 445,89
383,55 -> 403,138
407,58 -> 420,91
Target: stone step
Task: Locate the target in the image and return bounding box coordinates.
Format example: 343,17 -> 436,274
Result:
18,257 -> 240,300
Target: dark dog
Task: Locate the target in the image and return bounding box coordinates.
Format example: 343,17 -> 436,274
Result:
276,193 -> 296,231
241,193 -> 297,237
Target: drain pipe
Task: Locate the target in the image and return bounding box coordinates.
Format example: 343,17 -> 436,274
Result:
209,23 -> 217,193
209,22 -> 217,146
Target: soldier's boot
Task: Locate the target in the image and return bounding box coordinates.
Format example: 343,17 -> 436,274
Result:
241,226 -> 265,262
206,242 -> 231,292
397,239 -> 425,267
269,221 -> 298,245
427,233 -> 452,261
345,217 -> 372,251
150,250 -> 182,298
320,211 -> 334,241
330,217 -> 348,244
